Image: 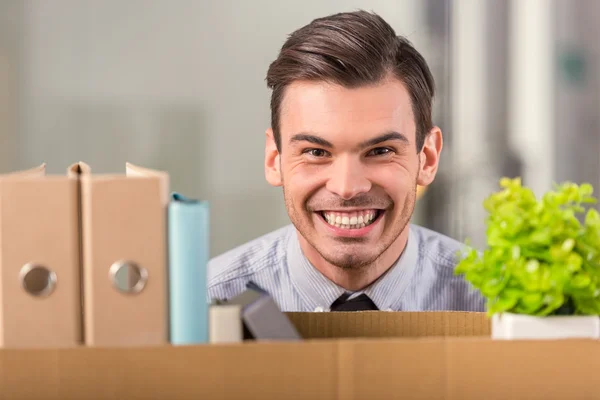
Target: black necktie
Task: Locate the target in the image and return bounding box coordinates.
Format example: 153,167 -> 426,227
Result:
330,293 -> 379,311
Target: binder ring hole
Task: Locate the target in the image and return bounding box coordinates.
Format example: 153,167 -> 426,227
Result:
109,261 -> 148,295
20,263 -> 57,297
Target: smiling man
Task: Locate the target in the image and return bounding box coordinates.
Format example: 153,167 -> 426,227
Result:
207,10 -> 485,312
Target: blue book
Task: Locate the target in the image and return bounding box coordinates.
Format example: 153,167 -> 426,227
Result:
168,192 -> 210,345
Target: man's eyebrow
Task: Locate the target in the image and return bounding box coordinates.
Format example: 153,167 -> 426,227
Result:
289,131 -> 409,149
289,133 -> 334,148
359,131 -> 409,148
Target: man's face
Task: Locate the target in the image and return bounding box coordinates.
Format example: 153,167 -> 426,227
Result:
265,77 -> 441,270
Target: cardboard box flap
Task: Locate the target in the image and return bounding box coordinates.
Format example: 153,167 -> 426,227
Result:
339,337 -> 600,400
0,341 -> 339,400
445,337 -> 600,400
286,311 -> 491,338
337,338 -> 446,400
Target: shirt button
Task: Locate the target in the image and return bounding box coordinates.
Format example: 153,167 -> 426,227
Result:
314,306 -> 325,312
385,308 -> 393,312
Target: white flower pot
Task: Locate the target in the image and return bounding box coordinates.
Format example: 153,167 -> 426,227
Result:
492,312 -> 600,340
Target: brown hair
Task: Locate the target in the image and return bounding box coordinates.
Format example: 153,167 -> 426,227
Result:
266,10 -> 435,152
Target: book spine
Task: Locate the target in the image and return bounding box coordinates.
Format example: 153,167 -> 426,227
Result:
168,197 -> 210,344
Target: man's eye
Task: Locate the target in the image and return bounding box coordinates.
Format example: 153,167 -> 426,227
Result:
304,148 -> 330,158
368,147 -> 394,156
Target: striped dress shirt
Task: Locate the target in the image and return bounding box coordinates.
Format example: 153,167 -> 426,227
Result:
207,224 -> 486,312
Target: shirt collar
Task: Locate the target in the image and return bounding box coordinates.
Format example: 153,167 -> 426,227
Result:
287,230 -> 345,311
286,225 -> 420,311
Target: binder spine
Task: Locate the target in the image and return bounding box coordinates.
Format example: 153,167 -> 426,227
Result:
168,195 -> 210,344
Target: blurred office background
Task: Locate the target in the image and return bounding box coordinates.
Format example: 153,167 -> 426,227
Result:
1,0 -> 598,255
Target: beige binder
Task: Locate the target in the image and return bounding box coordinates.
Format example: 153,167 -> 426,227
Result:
0,164 -> 81,348
79,162 -> 168,346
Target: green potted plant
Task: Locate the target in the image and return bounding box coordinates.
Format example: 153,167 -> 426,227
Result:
455,177 -> 600,339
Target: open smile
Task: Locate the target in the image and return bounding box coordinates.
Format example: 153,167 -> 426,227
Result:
316,209 -> 385,237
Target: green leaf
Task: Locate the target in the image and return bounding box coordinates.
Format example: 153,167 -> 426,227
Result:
565,253 -> 583,273
481,274 -> 509,297
571,273 -> 591,289
580,183 -> 594,197
538,292 -> 565,316
517,292 -> 544,314
585,208 -> 600,228
562,238 -> 576,252
493,288 -> 522,313
574,296 -> 600,315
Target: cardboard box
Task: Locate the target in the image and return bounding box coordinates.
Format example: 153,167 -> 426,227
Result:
1,311 -> 598,400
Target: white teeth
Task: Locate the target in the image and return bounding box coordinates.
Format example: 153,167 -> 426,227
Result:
322,210 -> 379,230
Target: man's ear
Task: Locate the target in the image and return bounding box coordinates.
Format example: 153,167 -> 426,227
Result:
416,126 -> 443,187
265,128 -> 282,187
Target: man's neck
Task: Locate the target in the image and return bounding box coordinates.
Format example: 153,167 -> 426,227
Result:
296,228 -> 410,291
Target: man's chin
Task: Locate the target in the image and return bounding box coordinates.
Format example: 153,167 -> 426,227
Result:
316,244 -> 378,270
332,235 -> 370,244
322,253 -> 375,270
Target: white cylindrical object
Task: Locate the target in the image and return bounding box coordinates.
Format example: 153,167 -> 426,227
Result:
209,304 -> 243,344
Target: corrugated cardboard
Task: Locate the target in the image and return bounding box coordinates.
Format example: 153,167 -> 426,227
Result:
287,311 -> 490,338
1,312 -> 597,399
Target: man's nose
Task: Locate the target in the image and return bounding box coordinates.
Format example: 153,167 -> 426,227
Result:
325,156 -> 372,200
